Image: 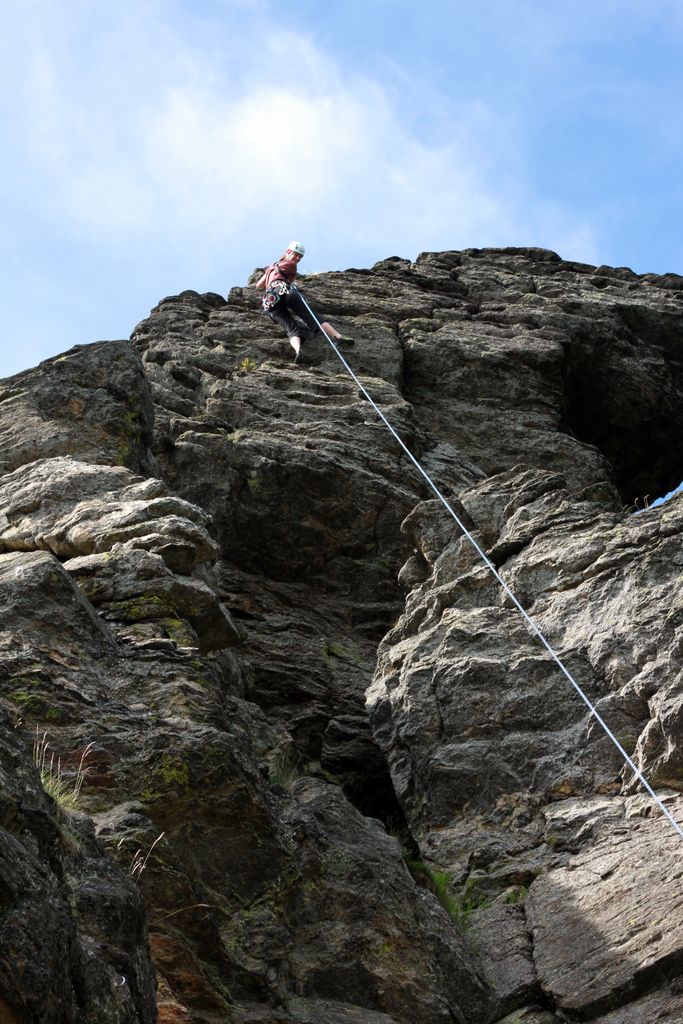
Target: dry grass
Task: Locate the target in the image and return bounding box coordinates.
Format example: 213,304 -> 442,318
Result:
33,729 -> 93,811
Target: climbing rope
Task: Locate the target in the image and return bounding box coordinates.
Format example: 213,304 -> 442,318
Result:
292,285 -> 683,843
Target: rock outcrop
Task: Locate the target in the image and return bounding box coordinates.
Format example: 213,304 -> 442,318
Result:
1,247 -> 683,1023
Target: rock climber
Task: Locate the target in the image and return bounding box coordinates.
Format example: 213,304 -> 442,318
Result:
256,241 -> 353,363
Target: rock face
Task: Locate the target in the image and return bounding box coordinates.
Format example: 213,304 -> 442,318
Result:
1,247 -> 683,1023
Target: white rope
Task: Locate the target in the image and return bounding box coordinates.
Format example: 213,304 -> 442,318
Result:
292,286 -> 683,843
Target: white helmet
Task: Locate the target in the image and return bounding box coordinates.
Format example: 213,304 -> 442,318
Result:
287,240 -> 305,256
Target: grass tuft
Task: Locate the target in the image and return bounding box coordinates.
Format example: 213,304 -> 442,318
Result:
127,832 -> 166,880
268,746 -> 302,791
406,859 -> 490,928
33,729 -> 93,811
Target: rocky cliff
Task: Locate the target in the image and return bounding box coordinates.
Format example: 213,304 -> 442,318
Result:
1,247 -> 682,1024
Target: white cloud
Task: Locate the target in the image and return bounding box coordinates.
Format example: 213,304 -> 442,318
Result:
144,83 -> 365,218
2,5 -> 600,272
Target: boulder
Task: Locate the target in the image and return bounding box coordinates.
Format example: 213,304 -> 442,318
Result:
527,800 -> 683,1018
0,340 -> 157,476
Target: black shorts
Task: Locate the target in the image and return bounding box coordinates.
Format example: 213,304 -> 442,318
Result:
267,289 -> 320,339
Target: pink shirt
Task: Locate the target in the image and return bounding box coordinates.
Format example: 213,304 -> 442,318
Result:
265,254 -> 298,289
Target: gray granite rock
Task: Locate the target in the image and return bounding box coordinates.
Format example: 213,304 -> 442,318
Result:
0,340 -> 157,476
592,987 -> 683,1023
468,901 -> 538,1017
234,997 -> 400,1023
2,247 -> 683,1023
0,552 -> 156,1024
368,471 -> 683,838
527,799 -> 683,1018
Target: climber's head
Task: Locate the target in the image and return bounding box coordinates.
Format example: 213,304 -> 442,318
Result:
286,240 -> 305,261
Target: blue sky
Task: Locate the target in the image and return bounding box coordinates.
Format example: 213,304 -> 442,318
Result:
1,0 -> 683,380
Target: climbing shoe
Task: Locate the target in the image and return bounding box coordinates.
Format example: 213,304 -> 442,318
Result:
338,336 -> 355,346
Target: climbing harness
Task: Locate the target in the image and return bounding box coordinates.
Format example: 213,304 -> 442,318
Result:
261,279 -> 290,312
291,285 -> 683,844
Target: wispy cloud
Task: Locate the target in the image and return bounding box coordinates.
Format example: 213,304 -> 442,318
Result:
1,6 -> 600,273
